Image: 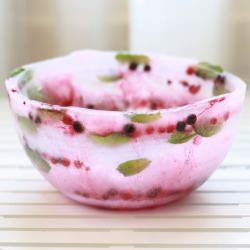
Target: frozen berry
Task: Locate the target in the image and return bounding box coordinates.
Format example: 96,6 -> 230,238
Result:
34,116 -> 41,124
120,191 -> 133,200
166,124 -> 175,133
180,81 -> 189,87
123,123 -> 136,135
102,188 -> 118,200
63,114 -> 73,125
61,158 -> 70,167
129,62 -> 138,71
140,99 -> 147,106
144,64 -> 151,72
186,114 -> 197,125
176,121 -> 186,132
214,75 -> 225,85
147,187 -> 162,198
28,113 -> 33,120
73,121 -> 84,133
158,126 -> 166,133
51,157 -> 59,164
186,66 -> 195,75
167,80 -> 172,85
210,117 -> 218,125
74,160 -> 83,168
223,111 -> 230,121
146,126 -> 154,134
86,104 -> 94,109
150,102 -> 158,110
189,85 -> 201,94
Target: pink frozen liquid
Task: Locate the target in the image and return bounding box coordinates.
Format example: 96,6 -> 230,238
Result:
6,51 -> 246,209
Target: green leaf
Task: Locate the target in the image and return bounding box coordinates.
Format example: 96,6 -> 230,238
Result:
128,112 -> 161,123
27,85 -> 45,102
98,74 -> 123,82
25,145 -> 51,173
18,69 -> 33,89
90,133 -> 130,145
10,67 -> 25,77
116,53 -> 150,64
213,85 -> 229,96
117,158 -> 151,176
195,62 -> 223,80
39,109 -> 64,121
194,123 -> 223,137
17,116 -> 37,133
168,132 -> 196,144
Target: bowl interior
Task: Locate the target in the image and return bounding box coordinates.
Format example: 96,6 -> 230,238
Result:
12,51 -> 233,111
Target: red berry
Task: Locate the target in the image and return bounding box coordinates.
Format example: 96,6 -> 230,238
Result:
158,126 -> 166,133
132,129 -> 142,138
74,160 -> 83,168
129,63 -> 138,71
176,121 -> 186,132
186,66 -> 195,75
180,81 -> 189,87
167,80 -> 172,85
61,158 -> 70,167
223,111 -> 230,121
189,85 -> 201,94
146,126 -> 154,134
63,114 -> 73,125
123,123 -> 136,135
186,114 -> 197,125
73,121 -> 84,133
144,64 -> 151,72
166,124 -> 175,133
210,117 -> 218,125
140,100 -> 147,107
120,192 -> 133,200
51,157 -> 59,164
219,97 -> 226,102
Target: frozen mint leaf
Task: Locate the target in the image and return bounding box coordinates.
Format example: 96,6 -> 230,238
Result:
18,69 -> 33,89
39,109 -> 64,121
195,62 -> 223,80
90,133 -> 130,145
10,67 -> 25,77
213,84 -> 229,96
116,53 -> 150,64
17,116 -> 37,133
27,85 -> 44,102
25,145 -> 51,173
195,123 -> 222,137
117,158 -> 151,176
128,112 -> 161,123
168,132 -> 196,144
98,74 -> 123,82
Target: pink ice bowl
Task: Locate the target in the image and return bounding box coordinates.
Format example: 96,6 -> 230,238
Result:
5,50 -> 246,209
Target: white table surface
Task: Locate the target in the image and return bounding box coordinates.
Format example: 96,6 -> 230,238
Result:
0,97 -> 250,250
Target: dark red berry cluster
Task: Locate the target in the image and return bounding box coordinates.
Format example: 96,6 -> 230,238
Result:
129,62 -> 151,72
75,185 -> 195,202
73,121 -> 84,133
62,113 -> 85,134
176,113 -> 197,132
28,112 -> 42,125
123,123 -> 136,135
179,80 -> 201,95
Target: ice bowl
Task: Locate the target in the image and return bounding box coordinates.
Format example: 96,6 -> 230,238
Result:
5,50 -> 246,209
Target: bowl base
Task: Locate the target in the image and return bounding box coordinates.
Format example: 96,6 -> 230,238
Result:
65,191 -> 191,210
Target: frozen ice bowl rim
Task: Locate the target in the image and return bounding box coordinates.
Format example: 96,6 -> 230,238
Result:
5,54 -> 247,116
